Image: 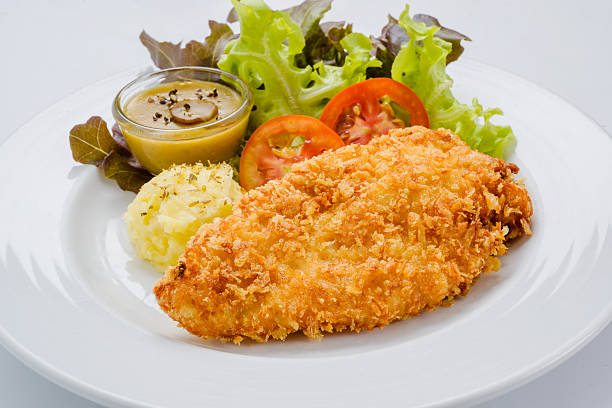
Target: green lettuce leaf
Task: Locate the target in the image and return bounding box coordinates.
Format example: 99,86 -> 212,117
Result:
226,0 -> 332,35
390,6 -> 515,158
218,0 -> 379,129
413,14 -> 471,65
368,14 -> 469,78
230,0 -> 352,68
282,0 -> 355,67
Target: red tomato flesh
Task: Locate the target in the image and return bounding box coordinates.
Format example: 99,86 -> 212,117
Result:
239,115 -> 345,190
320,78 -> 429,145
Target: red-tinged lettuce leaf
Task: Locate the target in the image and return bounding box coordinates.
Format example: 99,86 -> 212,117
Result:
277,0 -> 355,67
140,20 -> 234,69
413,14 -> 471,64
376,16 -> 409,56
69,116 -> 117,166
287,0 -> 354,67
287,0 -> 352,67
284,0 -> 333,35
69,116 -> 152,193
228,0 -> 349,68
102,150 -> 153,193
111,122 -> 129,151
296,21 -> 353,67
111,123 -> 149,170
367,13 -> 470,78
367,16 -> 406,78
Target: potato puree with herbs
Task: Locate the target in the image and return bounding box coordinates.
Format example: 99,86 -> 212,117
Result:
125,81 -> 242,129
124,162 -> 243,272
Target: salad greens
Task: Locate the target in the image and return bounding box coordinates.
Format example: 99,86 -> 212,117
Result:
69,117 -> 152,192
70,0 -> 517,192
228,0 -> 354,67
368,14 -> 469,79
412,14 -> 471,65
140,21 -> 235,69
218,0 -> 378,129
386,6 -> 514,158
297,21 -> 353,67
226,0 -> 332,34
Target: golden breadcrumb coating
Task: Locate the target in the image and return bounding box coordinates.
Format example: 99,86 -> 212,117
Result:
154,127 -> 533,343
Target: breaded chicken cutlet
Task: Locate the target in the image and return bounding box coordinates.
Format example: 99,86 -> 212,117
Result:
154,126 -> 533,343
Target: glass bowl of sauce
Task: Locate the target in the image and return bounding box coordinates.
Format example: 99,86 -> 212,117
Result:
112,67 -> 253,174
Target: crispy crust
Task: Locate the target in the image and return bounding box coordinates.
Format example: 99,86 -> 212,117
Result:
154,127 -> 533,343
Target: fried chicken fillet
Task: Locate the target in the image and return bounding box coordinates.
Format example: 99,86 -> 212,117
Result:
154,127 -> 532,343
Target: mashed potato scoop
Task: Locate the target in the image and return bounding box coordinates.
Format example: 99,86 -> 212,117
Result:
125,162 -> 243,272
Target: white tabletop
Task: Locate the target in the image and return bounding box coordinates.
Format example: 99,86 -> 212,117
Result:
1,0 -> 611,406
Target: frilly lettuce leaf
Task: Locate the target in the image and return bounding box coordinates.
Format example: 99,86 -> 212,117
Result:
389,6 -> 514,158
226,0 -> 332,35
413,14 -> 471,64
218,0 -> 379,129
368,14 -> 469,78
229,0 -> 352,67
281,0 -> 355,67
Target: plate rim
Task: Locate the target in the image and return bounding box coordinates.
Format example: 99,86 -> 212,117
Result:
1,59 -> 612,408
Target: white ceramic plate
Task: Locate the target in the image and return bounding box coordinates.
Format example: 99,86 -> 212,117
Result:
1,60 -> 611,408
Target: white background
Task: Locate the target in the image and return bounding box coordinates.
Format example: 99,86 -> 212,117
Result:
1,0 -> 611,406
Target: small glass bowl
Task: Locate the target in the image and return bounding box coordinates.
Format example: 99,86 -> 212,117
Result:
112,67 -> 253,174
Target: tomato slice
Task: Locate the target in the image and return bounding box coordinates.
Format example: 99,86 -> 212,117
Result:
320,78 -> 429,145
239,115 -> 345,190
